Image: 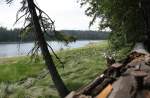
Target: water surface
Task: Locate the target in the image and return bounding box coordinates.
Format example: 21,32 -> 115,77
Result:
0,40 -> 102,57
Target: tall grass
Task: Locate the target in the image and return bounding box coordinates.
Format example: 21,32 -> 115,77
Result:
0,41 -> 109,98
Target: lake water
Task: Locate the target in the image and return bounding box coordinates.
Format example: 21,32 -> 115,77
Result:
0,40 -> 101,57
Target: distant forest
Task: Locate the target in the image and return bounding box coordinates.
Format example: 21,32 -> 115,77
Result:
0,27 -> 110,42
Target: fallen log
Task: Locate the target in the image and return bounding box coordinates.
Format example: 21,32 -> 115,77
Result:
75,63 -> 123,96
65,43 -> 150,98
75,74 -> 105,95
96,84 -> 112,98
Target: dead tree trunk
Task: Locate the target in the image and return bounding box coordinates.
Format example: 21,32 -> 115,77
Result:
26,0 -> 69,97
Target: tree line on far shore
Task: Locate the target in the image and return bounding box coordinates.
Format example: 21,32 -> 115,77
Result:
0,27 -> 109,42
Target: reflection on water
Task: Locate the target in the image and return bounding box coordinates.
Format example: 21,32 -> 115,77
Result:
0,40 -> 101,57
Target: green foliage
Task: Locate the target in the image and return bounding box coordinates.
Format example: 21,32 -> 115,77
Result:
0,27 -> 20,42
0,41 -> 108,98
0,57 -> 44,82
0,27 -> 109,42
0,41 -> 131,98
52,31 -> 76,44
80,0 -> 147,50
0,41 -> 107,83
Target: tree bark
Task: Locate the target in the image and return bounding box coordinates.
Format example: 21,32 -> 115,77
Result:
142,0 -> 150,51
76,75 -> 105,95
26,0 -> 69,97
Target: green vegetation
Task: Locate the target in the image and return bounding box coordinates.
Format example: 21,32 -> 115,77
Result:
0,41 -> 109,98
80,0 -> 150,51
0,57 -> 44,82
0,27 -> 109,42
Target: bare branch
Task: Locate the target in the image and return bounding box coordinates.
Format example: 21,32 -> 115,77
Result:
47,43 -> 64,68
33,3 -> 55,25
14,10 -> 29,25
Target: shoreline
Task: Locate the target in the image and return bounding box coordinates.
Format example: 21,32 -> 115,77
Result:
0,39 -> 103,44
0,40 -> 104,58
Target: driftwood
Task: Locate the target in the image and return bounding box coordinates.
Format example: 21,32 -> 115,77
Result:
65,43 -> 150,98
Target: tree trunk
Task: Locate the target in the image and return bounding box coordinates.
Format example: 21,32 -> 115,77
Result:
26,0 -> 69,97
142,0 -> 150,51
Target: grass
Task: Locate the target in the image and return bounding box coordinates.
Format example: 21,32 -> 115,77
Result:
0,41 -> 116,98
0,57 -> 44,82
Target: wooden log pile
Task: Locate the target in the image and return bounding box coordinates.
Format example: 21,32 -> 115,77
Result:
65,43 -> 150,98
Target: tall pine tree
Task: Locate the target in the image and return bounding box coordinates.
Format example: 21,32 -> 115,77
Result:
5,0 -> 70,97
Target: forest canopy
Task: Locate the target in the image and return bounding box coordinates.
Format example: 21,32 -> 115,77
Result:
80,0 -> 150,50
0,27 -> 109,42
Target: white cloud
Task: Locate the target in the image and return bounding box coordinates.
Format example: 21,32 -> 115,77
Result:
0,0 -> 99,30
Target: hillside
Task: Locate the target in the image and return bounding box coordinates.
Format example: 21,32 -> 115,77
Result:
0,27 -> 110,42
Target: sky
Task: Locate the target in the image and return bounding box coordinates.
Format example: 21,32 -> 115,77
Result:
0,0 -> 99,30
